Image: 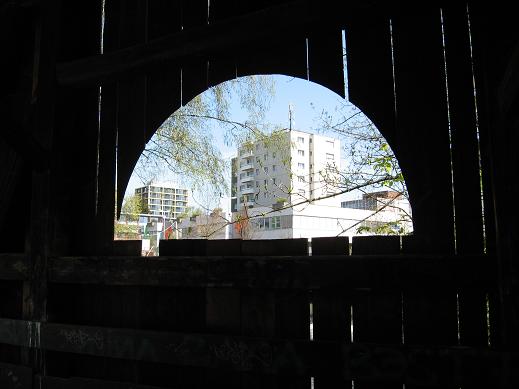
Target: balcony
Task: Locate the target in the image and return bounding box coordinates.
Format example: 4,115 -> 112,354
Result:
241,175 -> 254,183
241,187 -> 255,195
240,163 -> 254,170
239,150 -> 253,158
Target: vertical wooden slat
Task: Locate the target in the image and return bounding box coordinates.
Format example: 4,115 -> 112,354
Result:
240,289 -> 277,389
95,0 -> 121,253
313,288 -> 351,389
352,236 -> 400,255
181,0 -> 208,106
275,289 -> 310,389
312,236 -> 349,255
346,13 -> 396,145
443,4 -> 484,255
115,0 -> 148,215
351,235 -> 402,389
146,0 -> 182,141
391,6 -> 455,255
443,5 -> 491,350
307,28 -> 345,98
236,37 -> 307,80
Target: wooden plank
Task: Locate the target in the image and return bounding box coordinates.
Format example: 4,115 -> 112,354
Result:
0,254 -> 30,281
206,239 -> 242,256
241,239 -> 308,256
346,12 -> 396,145
159,239 -> 208,255
351,231 -> 401,389
40,375 -> 165,389
307,27 -> 345,97
115,0 -> 148,216
3,318 -> 519,386
351,236 -> 400,255
442,4 -> 485,255
0,362 -> 32,389
95,0 -> 120,254
113,240 -> 142,256
353,291 -> 402,389
56,0 -> 351,87
311,236 -> 349,255
391,6 -> 455,254
48,255 -> 497,289
312,289 -> 351,388
144,0 -> 182,143
180,0 -> 208,106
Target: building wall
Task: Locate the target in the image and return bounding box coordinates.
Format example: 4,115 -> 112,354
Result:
235,129 -> 342,211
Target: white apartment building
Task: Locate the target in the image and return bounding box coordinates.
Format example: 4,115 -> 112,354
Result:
234,129 -> 342,212
231,129 -> 413,239
135,182 -> 189,218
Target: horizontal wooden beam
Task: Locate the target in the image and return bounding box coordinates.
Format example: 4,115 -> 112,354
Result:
38,376 -> 170,389
56,0 -> 353,87
1,318 -> 517,386
0,253 -> 30,281
48,254 -> 497,289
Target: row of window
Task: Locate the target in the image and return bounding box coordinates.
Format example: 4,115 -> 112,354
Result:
137,187 -> 187,194
251,216 -> 282,230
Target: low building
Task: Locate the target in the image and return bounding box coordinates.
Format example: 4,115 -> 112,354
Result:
178,209 -> 228,239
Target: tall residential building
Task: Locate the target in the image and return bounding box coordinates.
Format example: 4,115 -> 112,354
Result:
233,129 -> 342,212
231,129 -> 413,239
135,182 -> 189,218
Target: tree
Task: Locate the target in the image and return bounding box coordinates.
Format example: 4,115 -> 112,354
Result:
134,75 -> 276,199
120,194 -> 148,222
132,74 -> 411,238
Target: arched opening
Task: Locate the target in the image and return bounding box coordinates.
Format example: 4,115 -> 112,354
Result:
116,74 -> 413,254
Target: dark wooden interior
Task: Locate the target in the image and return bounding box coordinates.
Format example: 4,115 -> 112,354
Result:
1,0 -> 519,387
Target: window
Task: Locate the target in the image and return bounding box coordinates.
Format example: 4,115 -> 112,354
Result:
310,151 -> 313,156
264,154 -> 268,161
298,162 -> 305,169
326,153 -> 335,161
272,165 -> 276,172
298,150 -> 305,156
298,176 -> 305,183
264,192 -> 268,199
264,166 -> 268,173
297,136 -> 304,143
272,151 -> 276,158
255,169 -> 259,175
264,179 -> 268,186
272,178 -> 276,185
271,216 -> 281,229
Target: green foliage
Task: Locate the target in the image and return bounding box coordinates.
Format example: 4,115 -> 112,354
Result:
121,194 -> 148,221
135,76 -> 276,201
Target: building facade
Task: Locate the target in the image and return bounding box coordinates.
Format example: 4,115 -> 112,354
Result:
233,129 -> 342,212
135,182 -> 189,219
231,130 -> 413,239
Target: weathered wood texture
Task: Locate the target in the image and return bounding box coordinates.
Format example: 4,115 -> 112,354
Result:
0,362 -> 32,388
0,255 -> 30,281
47,254 -> 495,288
1,319 -> 517,387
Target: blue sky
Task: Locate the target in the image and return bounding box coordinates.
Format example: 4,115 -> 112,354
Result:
125,74 -> 364,211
